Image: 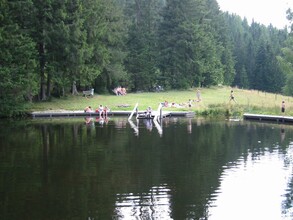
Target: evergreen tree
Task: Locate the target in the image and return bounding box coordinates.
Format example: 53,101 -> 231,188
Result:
124,0 -> 162,91
95,0 -> 128,93
158,0 -> 227,89
278,37 -> 293,95
224,13 -> 287,91
277,8 -> 293,95
233,66 -> 249,88
83,0 -> 128,93
0,0 -> 38,116
254,41 -> 284,92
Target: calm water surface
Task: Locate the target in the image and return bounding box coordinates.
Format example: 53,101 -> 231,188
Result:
1,117 -> 293,220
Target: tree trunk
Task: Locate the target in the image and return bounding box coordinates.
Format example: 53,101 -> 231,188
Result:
39,42 -> 46,101
46,72 -> 51,98
135,0 -> 142,26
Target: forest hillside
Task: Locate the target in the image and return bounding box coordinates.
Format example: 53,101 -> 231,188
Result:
1,0 -> 293,117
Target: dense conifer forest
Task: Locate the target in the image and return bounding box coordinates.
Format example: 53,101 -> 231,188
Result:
1,0 -> 293,116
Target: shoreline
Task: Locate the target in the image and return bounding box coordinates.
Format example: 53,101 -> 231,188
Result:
30,110 -> 196,118
23,110 -> 293,125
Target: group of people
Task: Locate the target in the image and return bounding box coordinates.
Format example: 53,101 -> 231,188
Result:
96,105 -> 110,117
85,88 -> 287,120
161,89 -> 202,108
113,86 -> 127,96
162,99 -> 196,108
84,105 -> 110,118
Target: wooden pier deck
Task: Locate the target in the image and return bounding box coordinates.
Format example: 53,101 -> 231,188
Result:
30,110 -> 195,118
243,113 -> 293,124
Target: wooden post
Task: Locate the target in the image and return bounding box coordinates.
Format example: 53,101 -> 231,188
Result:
128,103 -> 138,120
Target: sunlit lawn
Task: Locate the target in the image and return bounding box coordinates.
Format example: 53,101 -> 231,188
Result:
30,86 -> 293,116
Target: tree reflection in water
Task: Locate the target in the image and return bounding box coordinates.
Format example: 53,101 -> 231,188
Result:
1,118 -> 293,219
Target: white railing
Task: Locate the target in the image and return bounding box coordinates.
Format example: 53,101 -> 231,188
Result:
128,103 -> 138,120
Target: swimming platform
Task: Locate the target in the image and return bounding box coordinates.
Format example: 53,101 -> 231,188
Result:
243,113 -> 293,124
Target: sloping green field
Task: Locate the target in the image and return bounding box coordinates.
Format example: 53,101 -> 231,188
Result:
30,87 -> 293,117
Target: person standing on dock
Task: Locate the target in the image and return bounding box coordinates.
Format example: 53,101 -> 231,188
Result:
281,101 -> 285,115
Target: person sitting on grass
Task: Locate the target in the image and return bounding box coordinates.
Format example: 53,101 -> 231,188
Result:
188,99 -> 192,107
84,106 -> 93,112
121,87 -> 127,95
113,86 -> 122,96
171,102 -> 183,108
164,100 -> 169,107
116,86 -> 122,95
161,100 -> 169,107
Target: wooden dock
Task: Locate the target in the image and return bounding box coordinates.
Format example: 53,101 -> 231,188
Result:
136,111 -> 172,119
30,110 -> 195,118
243,113 -> 293,124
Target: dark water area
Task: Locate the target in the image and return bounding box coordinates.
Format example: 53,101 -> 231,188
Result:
1,117 -> 293,220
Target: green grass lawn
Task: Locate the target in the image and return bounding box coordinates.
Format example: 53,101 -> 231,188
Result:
30,86 -> 293,117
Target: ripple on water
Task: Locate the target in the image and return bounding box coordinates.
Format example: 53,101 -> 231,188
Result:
114,184 -> 172,219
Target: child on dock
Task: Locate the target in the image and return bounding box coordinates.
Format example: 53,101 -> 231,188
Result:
145,106 -> 152,118
95,105 -> 104,117
103,106 -> 109,117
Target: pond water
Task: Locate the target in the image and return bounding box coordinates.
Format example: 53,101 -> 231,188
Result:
1,117 -> 293,220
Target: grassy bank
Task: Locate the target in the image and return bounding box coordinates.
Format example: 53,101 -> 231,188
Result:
30,87 -> 293,117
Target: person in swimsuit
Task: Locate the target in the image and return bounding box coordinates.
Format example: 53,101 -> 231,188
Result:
229,90 -> 236,103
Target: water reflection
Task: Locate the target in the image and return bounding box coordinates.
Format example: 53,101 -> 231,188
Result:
115,184 -> 171,219
281,125 -> 286,143
1,118 -> 293,219
209,147 -> 293,220
187,118 -> 192,134
128,117 -> 163,136
143,119 -> 153,132
128,119 -> 139,136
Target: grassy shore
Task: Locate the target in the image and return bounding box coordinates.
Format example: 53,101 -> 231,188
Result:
30,86 -> 293,117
